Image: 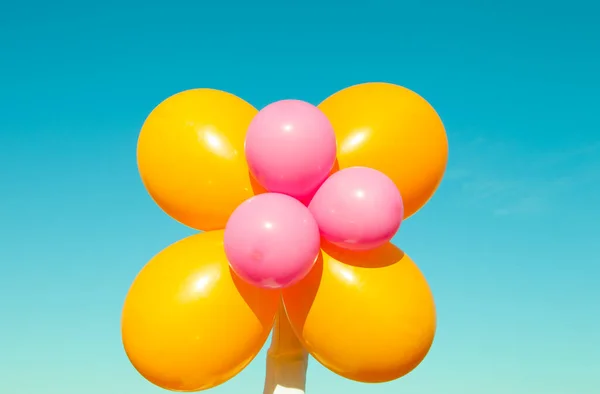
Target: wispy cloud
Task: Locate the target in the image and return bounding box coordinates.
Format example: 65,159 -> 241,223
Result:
445,138 -> 600,216
493,196 -> 547,216
461,179 -> 523,199
531,141 -> 600,169
444,168 -> 471,181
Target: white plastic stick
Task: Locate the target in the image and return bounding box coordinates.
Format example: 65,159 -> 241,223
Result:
263,302 -> 308,394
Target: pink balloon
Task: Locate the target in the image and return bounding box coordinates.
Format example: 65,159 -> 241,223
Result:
224,193 -> 321,289
309,167 -> 404,251
245,99 -> 337,200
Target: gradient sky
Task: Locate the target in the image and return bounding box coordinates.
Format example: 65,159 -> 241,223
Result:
1,1 -> 599,393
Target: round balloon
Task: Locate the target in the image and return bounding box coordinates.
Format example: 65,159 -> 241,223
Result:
224,193 -> 321,289
309,166 -> 403,250
318,82 -> 448,219
137,88 -> 264,231
245,99 -> 337,200
282,242 -> 436,383
122,230 -> 279,391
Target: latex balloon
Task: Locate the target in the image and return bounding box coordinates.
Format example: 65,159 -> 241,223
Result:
137,88 -> 265,231
224,193 -> 321,289
245,99 -> 337,200
318,82 -> 448,219
122,230 -> 279,391
309,166 -> 403,250
282,242 -> 436,383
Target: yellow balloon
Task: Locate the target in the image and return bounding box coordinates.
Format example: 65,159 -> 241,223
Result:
319,82 -> 448,219
282,242 -> 436,383
137,89 -> 265,231
121,230 -> 279,391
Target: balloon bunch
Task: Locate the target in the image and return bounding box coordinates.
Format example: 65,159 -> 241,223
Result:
224,99 -> 405,289
122,83 -> 448,392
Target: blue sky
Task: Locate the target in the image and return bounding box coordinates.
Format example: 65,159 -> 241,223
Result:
1,1 -> 599,393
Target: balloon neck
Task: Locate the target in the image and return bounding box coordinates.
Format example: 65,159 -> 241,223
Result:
263,301 -> 308,394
